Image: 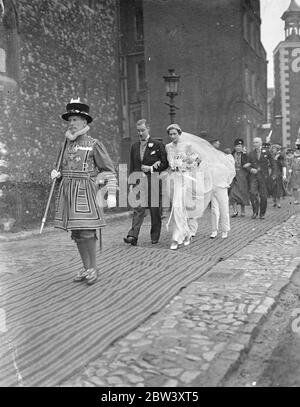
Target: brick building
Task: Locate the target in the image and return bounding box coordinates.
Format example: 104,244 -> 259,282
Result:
120,0 -> 267,156
273,0 -> 300,147
0,0 -> 267,230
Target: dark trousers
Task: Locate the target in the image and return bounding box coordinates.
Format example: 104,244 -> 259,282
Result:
249,175 -> 268,216
127,206 -> 161,242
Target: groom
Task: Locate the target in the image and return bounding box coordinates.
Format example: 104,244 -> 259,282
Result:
123,119 -> 168,245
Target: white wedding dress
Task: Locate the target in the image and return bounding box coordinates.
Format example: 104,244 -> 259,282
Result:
165,132 -> 235,245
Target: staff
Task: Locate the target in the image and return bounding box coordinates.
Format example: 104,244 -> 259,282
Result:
39,138 -> 67,234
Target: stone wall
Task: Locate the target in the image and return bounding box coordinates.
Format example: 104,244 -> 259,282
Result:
0,0 -> 121,231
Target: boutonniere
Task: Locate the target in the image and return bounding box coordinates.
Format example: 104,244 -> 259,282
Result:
148,143 -> 154,148
150,150 -> 156,155
262,149 -> 266,153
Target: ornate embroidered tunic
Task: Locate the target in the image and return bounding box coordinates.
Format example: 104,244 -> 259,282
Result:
54,132 -> 116,230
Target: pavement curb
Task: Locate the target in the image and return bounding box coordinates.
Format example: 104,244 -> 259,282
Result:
0,211 -> 132,242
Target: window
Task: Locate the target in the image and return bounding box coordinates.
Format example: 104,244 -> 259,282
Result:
2,0 -> 19,81
120,56 -> 129,139
243,13 -> 248,41
0,49 -> 6,73
251,73 -> 256,102
244,67 -> 250,99
250,20 -> 255,49
136,61 -> 145,91
256,30 -> 260,54
134,6 -> 144,41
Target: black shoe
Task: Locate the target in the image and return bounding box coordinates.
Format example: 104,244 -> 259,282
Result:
123,236 -> 137,246
259,214 -> 265,219
251,213 -> 258,219
231,212 -> 238,218
85,268 -> 98,285
151,240 -> 159,244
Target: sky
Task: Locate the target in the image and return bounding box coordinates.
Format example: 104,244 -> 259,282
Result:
260,0 -> 295,88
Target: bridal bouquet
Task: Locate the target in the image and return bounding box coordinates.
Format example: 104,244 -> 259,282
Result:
170,152 -> 201,172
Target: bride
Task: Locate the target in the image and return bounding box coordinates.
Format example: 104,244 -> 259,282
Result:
165,123 -> 235,250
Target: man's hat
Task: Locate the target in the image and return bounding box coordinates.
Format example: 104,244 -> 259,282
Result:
262,142 -> 271,147
61,98 -> 93,123
234,138 -> 244,146
271,143 -> 281,149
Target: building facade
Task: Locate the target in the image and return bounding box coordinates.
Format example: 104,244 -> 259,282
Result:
273,0 -> 300,147
119,0 -> 267,154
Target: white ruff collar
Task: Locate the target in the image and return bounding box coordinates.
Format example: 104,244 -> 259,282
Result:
65,125 -> 90,141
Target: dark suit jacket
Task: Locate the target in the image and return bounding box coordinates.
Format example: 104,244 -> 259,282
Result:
231,151 -> 250,168
129,138 -> 168,174
247,148 -> 275,178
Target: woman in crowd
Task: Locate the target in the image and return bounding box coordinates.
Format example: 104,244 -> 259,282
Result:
270,144 -> 286,208
228,138 -> 250,217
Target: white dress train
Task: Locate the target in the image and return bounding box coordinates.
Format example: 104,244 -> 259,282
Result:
166,141 -> 209,244
165,133 -> 235,245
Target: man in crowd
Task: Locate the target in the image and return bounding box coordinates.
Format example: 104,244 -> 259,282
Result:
247,137 -> 275,219
123,119 -> 168,246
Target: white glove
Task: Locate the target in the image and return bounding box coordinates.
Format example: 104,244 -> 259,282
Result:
107,195 -> 116,208
51,169 -> 61,180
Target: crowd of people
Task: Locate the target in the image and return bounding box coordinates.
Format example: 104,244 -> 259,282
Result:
123,120 -> 300,251
50,98 -> 300,284
228,138 -> 300,218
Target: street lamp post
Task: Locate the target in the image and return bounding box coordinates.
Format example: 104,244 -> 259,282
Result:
274,114 -> 283,145
274,114 -> 283,126
163,69 -> 180,124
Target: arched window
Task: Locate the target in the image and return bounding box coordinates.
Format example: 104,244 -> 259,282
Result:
0,48 -> 6,72
243,12 -> 248,42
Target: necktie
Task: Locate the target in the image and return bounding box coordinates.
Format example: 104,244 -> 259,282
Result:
140,142 -> 147,160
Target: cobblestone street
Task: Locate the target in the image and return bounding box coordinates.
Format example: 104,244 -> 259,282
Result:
0,198 -> 300,386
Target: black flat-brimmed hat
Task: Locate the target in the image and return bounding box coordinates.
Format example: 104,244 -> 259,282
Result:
234,138 -> 244,146
61,98 -> 93,123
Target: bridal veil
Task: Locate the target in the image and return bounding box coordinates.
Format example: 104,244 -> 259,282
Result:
179,131 -> 236,219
